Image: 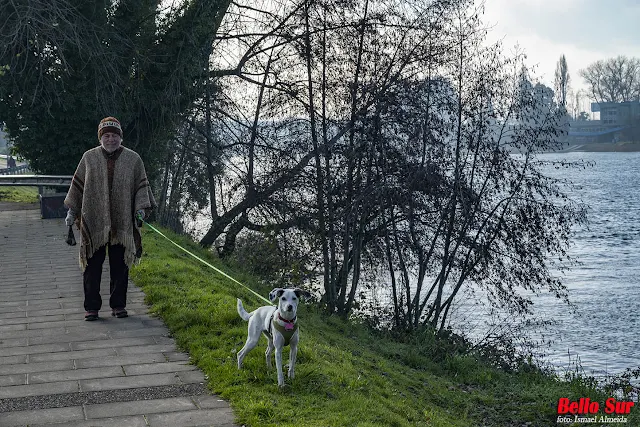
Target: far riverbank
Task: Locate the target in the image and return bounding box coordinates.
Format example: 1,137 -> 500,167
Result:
561,141 -> 640,153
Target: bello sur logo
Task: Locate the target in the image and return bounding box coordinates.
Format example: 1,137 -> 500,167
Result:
556,397 -> 635,424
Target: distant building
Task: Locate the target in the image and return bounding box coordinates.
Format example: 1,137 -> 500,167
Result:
568,101 -> 640,144
596,101 -> 640,126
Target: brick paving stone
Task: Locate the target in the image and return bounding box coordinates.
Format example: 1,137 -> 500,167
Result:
0,302 -> 25,309
24,307 -> 78,316
28,330 -> 112,345
109,326 -> 170,339
117,344 -> 178,355
65,321 -> 152,335
0,312 -> 27,321
0,314 -> 66,326
146,408 -> 237,427
153,335 -> 177,345
0,355 -> 27,365
164,352 -> 191,362
0,380 -> 79,399
0,361 -> 74,376
0,406 -> 85,426
177,370 -> 207,384
29,348 -> 118,363
28,366 -> 124,384
70,336 -> 157,351
75,353 -> 167,369
0,343 -> 70,358
123,361 -> 197,376
0,324 -> 26,333
0,328 -> 68,340
27,319 -> 80,330
85,396 -> 197,419
0,374 -> 26,387
27,415 -> 149,427
80,373 -> 180,392
0,337 -> 28,348
192,395 -> 232,409
0,308 -> 27,316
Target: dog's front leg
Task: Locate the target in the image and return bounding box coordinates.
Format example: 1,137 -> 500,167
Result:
274,345 -> 285,387
288,340 -> 297,380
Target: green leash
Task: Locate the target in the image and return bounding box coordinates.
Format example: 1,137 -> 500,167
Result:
140,219 -> 274,306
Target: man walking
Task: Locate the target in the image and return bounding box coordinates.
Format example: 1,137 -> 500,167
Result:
65,117 -> 156,321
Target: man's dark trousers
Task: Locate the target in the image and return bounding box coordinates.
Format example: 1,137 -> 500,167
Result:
83,244 -> 129,311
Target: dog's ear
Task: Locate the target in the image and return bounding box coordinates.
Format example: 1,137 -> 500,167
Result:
294,288 -> 313,303
269,288 -> 285,303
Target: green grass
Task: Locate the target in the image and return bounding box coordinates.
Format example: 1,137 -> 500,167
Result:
0,186 -> 39,203
130,225 -> 639,427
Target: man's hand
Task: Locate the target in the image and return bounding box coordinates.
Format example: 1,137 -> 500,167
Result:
64,209 -> 76,227
135,209 -> 145,227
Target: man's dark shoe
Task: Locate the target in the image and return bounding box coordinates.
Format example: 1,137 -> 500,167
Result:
85,311 -> 99,321
111,308 -> 128,318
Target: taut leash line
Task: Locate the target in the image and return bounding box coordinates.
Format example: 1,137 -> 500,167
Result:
140,220 -> 274,306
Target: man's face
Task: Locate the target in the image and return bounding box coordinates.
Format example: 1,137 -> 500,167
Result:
100,132 -> 122,153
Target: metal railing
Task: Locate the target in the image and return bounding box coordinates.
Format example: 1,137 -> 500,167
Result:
0,174 -> 73,188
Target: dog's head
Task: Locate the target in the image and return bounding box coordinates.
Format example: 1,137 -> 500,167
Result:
269,288 -> 312,316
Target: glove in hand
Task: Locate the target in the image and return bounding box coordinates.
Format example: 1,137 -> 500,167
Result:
64,209 -> 76,227
135,209 -> 145,227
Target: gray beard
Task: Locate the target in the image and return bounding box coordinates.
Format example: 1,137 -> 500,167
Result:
101,143 -> 121,153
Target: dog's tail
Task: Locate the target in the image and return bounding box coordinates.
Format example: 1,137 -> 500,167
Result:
237,299 -> 252,322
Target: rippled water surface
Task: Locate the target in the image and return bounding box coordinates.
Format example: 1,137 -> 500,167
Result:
527,152 -> 640,375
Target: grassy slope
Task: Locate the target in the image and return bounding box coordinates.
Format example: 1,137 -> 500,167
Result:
130,225 -> 638,427
0,186 -> 39,203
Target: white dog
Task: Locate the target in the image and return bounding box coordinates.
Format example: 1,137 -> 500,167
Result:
237,288 -> 310,387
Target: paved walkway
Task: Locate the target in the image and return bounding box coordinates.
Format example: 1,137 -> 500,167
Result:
0,207 -> 238,427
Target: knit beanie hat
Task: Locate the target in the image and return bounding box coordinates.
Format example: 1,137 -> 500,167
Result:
97,117 -> 123,140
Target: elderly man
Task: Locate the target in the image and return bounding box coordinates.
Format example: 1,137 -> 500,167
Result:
64,117 -> 156,321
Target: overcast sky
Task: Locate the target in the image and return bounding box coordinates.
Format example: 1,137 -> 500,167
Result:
481,0 -> 640,95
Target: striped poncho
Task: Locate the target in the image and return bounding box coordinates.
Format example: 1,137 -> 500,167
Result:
64,146 -> 156,271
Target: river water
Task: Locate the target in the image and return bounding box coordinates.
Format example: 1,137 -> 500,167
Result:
502,152 -> 640,376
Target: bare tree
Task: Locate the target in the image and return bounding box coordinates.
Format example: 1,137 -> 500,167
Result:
579,56 -> 640,103
306,2 -> 585,330
554,54 -> 571,110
